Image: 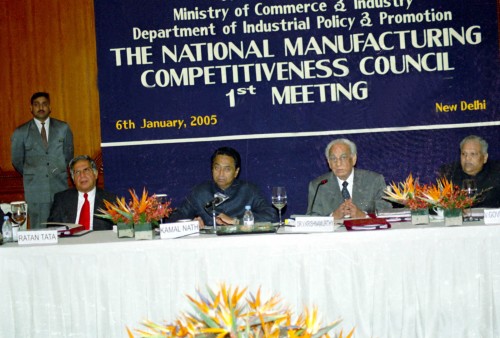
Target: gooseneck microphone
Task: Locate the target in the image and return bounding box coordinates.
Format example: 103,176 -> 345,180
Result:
205,192 -> 229,209
310,179 -> 328,213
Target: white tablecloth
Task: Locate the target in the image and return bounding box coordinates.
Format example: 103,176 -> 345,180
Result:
1,223 -> 500,338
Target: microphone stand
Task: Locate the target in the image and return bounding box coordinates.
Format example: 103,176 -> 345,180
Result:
212,204 -> 217,233
310,179 -> 328,214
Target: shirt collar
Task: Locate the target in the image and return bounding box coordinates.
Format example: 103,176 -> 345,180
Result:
34,117 -> 50,128
336,169 -> 354,187
79,187 -> 97,198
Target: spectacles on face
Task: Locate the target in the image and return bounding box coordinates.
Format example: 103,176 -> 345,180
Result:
73,167 -> 94,177
328,154 -> 351,164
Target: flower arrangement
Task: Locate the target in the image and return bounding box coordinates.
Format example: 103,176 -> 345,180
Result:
97,188 -> 173,226
383,174 -> 429,210
126,284 -> 355,338
420,177 -> 475,210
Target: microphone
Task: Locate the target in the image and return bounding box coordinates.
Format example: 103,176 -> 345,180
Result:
310,179 -> 328,213
205,192 -> 229,209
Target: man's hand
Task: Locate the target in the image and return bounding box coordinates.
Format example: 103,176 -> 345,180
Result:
194,216 -> 205,229
332,199 -> 365,219
215,213 -> 237,225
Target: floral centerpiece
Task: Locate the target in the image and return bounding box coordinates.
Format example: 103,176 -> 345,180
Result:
383,174 -> 431,225
97,188 -> 173,238
383,174 -> 429,210
126,284 -> 355,338
420,177 -> 475,226
420,177 -> 474,211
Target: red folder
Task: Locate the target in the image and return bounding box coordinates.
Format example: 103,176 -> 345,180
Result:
344,218 -> 391,231
57,224 -> 87,236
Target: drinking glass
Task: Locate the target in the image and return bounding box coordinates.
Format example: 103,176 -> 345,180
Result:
155,194 -> 168,224
11,201 -> 27,226
461,179 -> 477,221
272,187 -> 287,226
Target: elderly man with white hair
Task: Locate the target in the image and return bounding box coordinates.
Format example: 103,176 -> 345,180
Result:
307,138 -> 392,219
441,135 -> 500,208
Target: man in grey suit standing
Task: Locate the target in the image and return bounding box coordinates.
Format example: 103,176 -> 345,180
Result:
11,92 -> 74,228
307,138 -> 391,219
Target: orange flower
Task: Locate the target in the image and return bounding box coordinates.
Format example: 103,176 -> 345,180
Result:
421,177 -> 475,210
384,174 -> 429,210
97,188 -> 173,225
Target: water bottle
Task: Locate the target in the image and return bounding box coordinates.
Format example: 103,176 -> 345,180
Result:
243,205 -> 254,226
2,216 -> 13,243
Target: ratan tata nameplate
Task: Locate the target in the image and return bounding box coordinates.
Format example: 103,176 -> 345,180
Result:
292,216 -> 336,232
484,208 -> 500,225
17,230 -> 59,245
160,221 -> 199,239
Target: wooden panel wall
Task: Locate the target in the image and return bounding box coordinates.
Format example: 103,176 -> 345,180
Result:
0,0 -> 102,201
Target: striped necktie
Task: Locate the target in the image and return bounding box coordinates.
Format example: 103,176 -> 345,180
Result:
41,122 -> 48,148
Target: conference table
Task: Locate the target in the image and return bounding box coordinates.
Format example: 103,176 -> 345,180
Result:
1,219 -> 499,338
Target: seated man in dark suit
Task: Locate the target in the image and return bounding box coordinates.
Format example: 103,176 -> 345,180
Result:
440,135 -> 500,208
170,147 -> 277,227
307,138 -> 392,218
48,155 -> 117,230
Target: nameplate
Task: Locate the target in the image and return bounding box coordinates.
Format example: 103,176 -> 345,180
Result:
160,221 -> 199,239
17,230 -> 59,245
484,208 -> 500,225
293,216 -> 336,232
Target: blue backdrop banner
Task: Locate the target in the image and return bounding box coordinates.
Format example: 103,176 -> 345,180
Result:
94,0 -> 499,215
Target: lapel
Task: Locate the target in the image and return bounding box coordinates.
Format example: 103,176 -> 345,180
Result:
47,118 -> 59,149
68,190 -> 79,222
28,120 -> 47,149
325,173 -> 342,204
352,169 -> 366,204
94,190 -> 103,214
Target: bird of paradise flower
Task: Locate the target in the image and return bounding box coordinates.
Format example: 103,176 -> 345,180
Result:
96,188 -> 172,225
383,174 -> 429,210
126,284 -> 355,338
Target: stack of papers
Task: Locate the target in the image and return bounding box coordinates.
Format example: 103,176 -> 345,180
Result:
375,208 -> 411,221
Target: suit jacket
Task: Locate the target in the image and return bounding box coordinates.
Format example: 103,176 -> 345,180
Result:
307,169 -> 392,216
170,180 -> 278,226
440,161 -> 500,208
48,188 -> 117,231
11,118 -> 74,203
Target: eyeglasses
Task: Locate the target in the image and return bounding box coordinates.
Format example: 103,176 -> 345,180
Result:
328,155 -> 351,164
73,167 -> 94,177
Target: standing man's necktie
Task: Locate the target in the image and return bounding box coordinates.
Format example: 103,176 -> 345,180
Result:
342,181 -> 351,200
41,122 -> 48,148
78,193 -> 91,230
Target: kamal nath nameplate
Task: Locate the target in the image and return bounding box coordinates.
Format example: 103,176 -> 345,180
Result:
293,216 -> 336,232
160,221 -> 199,239
17,230 -> 59,245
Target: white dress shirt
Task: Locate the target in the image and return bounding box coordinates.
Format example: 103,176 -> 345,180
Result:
34,117 -> 50,139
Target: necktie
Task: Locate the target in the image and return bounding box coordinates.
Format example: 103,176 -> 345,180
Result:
41,122 -> 48,148
78,193 -> 91,230
342,181 -> 351,200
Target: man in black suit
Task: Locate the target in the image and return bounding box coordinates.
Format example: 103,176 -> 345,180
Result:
440,135 -> 500,208
48,155 -> 116,230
